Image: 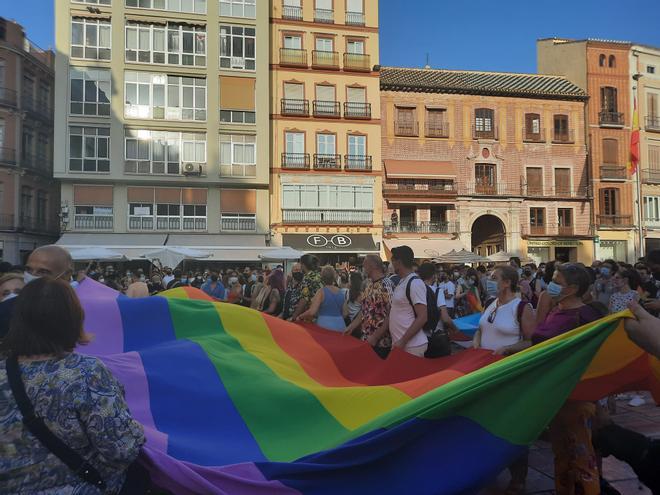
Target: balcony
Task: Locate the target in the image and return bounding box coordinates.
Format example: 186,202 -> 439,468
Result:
22,96 -> 52,120
558,226 -> 574,237
426,122 -> 450,138
642,170 -> 660,184
472,124 -> 498,140
384,221 -> 458,235
346,11 -> 365,26
313,154 -> 342,170
221,215 -> 256,232
344,102 -> 371,119
74,214 -> 114,231
281,98 -> 309,116
280,48 -> 307,67
0,87 -> 18,108
314,8 -> 334,23
646,116 -> 660,132
645,218 -> 660,229
282,5 -> 303,20
345,155 -> 372,171
129,216 -> 154,230
281,153 -> 310,169
523,185 -> 589,198
0,214 -> 15,230
395,121 -> 419,137
461,182 -> 522,196
552,129 -> 575,144
312,50 -> 339,69
182,218 -> 207,231
343,53 -> 371,72
313,100 -> 340,118
383,181 -> 457,197
283,209 -> 373,225
527,225 -> 547,236
599,111 -> 624,127
600,165 -> 627,181
0,147 -> 17,166
523,127 -> 545,143
598,214 -> 633,228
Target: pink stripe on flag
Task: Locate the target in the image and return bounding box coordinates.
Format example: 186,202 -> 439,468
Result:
101,352 -> 168,454
77,278 -> 124,356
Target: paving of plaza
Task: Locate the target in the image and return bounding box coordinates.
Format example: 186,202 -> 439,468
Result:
482,393 -> 659,494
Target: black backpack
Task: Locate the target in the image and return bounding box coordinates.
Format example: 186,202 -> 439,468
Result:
405,277 -> 441,333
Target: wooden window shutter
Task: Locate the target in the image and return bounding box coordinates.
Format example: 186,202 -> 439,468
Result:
220,189 -> 256,214
220,76 -> 256,111
526,168 -> 542,193
649,145 -> 660,171
602,139 -> 618,165
555,168 -> 571,194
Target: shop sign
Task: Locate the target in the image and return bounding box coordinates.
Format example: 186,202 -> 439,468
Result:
283,234 -> 376,252
527,240 -> 582,248
306,234 -> 352,248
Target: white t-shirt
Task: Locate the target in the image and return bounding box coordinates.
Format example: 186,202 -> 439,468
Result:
390,273 -> 428,349
477,297 -> 523,351
438,281 -> 455,309
163,275 -> 174,286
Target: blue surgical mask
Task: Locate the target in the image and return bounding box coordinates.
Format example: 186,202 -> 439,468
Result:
547,281 -> 563,298
24,271 -> 41,284
600,267 -> 611,278
486,279 -> 498,296
70,280 -> 79,290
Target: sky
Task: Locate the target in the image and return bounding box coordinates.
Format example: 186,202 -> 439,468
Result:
3,0 -> 660,74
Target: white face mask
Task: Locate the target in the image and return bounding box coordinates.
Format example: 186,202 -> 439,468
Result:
1,292 -> 19,303
24,271 -> 41,284
99,278 -> 105,283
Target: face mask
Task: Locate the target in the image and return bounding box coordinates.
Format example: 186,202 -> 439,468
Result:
547,281 -> 563,298
229,277 -> 238,285
486,279 -> 498,296
1,292 -> 18,302
250,274 -> 257,282
181,278 -> 188,284
99,278 -> 105,283
140,275 -> 146,282
453,272 -> 459,278
600,267 -> 611,278
70,280 -> 80,290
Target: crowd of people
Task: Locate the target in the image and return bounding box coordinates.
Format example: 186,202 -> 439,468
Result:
1,244 -> 660,494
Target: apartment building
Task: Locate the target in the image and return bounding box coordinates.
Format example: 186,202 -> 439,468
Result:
54,0 -> 274,262
381,67 -> 594,264
269,0 -> 382,264
633,44 -> 660,253
0,18 -> 59,264
539,38 -> 635,262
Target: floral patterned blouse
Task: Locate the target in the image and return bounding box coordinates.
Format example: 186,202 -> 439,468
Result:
0,353 -> 145,494
360,276 -> 394,349
299,270 -> 323,305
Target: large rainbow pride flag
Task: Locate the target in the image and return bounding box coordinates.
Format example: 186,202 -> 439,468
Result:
77,279 -> 660,494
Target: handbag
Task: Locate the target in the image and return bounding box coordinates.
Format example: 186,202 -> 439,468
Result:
5,355 -> 152,494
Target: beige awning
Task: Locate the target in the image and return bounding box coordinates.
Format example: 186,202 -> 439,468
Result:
383,239 -> 466,260
385,160 -> 456,179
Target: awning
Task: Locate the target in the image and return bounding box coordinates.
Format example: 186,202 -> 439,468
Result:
383,239 -> 466,259
282,234 -> 378,253
385,160 -> 456,179
166,234 -> 266,248
57,233 -> 168,246
259,247 -> 305,261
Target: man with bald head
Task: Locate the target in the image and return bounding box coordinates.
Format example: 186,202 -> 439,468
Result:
1,246 -> 75,338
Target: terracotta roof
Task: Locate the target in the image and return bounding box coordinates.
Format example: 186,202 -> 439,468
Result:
380,67 -> 588,101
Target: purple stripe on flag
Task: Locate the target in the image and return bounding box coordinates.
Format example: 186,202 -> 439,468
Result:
77,278 -> 124,356
142,448 -> 300,495
101,351 -> 168,453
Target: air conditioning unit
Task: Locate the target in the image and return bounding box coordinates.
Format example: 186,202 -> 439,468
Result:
183,163 -> 205,177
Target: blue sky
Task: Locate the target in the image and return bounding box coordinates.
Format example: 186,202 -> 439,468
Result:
3,0 -> 660,73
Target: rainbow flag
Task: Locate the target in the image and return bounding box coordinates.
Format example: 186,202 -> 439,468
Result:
629,96 -> 640,175
77,280 -> 660,495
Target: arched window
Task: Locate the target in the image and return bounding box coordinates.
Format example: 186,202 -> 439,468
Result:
599,54 -> 606,67
609,55 -> 616,68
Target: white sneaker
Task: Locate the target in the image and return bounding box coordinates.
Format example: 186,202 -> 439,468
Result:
628,395 -> 646,407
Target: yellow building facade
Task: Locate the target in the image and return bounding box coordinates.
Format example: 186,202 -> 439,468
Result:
269,0 -> 382,264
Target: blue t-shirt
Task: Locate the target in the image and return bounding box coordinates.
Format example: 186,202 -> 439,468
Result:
202,280 -> 226,300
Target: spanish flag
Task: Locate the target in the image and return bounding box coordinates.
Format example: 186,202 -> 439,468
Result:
629,96 -> 640,175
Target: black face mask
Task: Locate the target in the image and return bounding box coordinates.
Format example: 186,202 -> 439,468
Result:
292,272 -> 304,283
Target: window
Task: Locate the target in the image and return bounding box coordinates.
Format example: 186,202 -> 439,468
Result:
609,55 -> 616,68
525,113 -> 541,135
395,106 -> 417,135
601,188 -> 619,216
648,93 -> 658,120
601,87 -> 618,112
530,208 -> 545,227
554,168 -> 571,195
644,196 -> 660,221
315,0 -> 334,22
37,134 -> 49,161
475,163 -> 496,190
75,206 -> 114,230
125,0 -> 207,14
124,130 -> 205,175
474,108 -> 495,138
74,0 -> 111,4
284,82 -> 304,100
69,127 -> 110,173
219,25 -> 256,70
21,187 -> 32,218
220,134 -> 256,177
282,184 -> 373,216
71,18 -> 111,60
599,54 -> 606,67
182,205 -> 207,230
220,0 -> 256,18
558,208 -> 573,229
283,35 -> 302,50
346,0 -> 365,25
124,72 -> 207,121
126,22 -> 206,67
220,110 -> 255,123
22,128 -> 34,161
650,145 -> 660,171
526,167 -> 543,195
649,66 -> 656,74
282,0 -> 303,20
602,139 -> 619,165
285,132 -> 305,154
348,134 -> 366,156
70,68 -> 110,116
316,133 -> 336,155
0,118 -> 4,149
316,37 -> 334,52
553,114 -> 569,140
347,86 -> 366,103
347,39 -> 365,54
36,191 -> 47,223
426,108 -> 447,136
22,74 -> 34,103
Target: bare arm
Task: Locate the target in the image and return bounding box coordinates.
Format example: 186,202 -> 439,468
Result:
521,304 -> 536,340
297,288 -> 324,321
535,291 -> 553,327
265,290 -> 281,315
367,315 -> 390,346
344,312 -> 363,336
440,307 -> 458,334
394,303 -> 427,348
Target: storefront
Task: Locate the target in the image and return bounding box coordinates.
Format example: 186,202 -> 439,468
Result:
282,234 -> 380,266
525,239 -> 594,265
